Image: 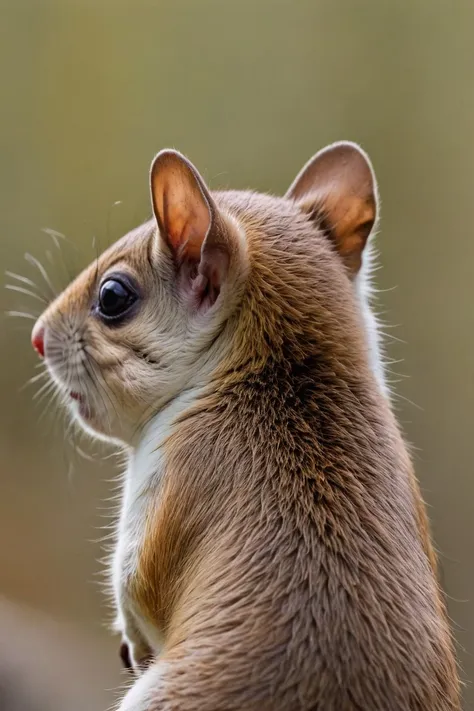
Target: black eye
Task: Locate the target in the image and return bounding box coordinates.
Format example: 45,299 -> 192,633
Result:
98,278 -> 137,321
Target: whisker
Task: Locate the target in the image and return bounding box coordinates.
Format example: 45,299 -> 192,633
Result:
378,331 -> 407,345
74,445 -> 96,462
43,227 -> 86,285
63,418 -> 83,477
41,227 -> 67,250
390,391 -> 424,412
20,369 -> 49,392
37,385 -> 63,425
5,284 -> 48,304
43,226 -> 84,267
36,393 -> 62,428
6,310 -> 37,321
5,271 -> 41,290
25,252 -> 58,297
52,241 -> 75,286
33,378 -> 58,402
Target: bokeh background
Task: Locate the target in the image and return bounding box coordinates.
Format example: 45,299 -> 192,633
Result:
1,1 -> 473,708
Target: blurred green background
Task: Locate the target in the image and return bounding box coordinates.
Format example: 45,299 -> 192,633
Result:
1,1 -> 472,709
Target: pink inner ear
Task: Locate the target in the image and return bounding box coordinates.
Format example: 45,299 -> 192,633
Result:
180,217 -> 210,262
285,143 -> 377,275
151,150 -> 231,310
158,174 -> 212,264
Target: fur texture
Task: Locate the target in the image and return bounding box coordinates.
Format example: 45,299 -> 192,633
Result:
32,144 -> 460,710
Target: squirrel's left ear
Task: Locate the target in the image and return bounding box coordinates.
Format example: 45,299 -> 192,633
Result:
286,141 -> 378,275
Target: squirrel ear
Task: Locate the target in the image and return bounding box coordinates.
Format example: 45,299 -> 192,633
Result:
286,141 -> 378,274
150,150 -> 230,309
150,149 -> 214,263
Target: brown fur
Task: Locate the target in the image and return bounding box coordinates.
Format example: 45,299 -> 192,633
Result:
33,147 -> 460,710
129,191 -> 459,709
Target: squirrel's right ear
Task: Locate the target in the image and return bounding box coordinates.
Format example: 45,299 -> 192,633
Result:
150,150 -> 233,311
286,141 -> 378,275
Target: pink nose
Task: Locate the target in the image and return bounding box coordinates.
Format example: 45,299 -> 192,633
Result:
31,323 -> 45,358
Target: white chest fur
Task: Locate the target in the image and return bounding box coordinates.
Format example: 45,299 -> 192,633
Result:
111,387 -> 202,656
112,424 -> 164,654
